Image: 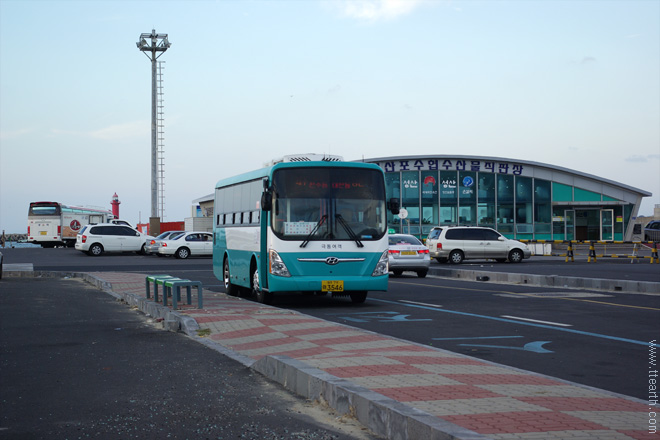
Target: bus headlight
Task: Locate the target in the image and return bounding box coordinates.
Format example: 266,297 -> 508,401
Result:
372,250 -> 389,276
269,249 -> 291,277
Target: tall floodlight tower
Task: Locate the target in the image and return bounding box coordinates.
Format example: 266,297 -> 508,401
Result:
136,29 -> 171,234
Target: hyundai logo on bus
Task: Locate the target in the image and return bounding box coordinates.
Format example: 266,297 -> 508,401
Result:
298,257 -> 366,265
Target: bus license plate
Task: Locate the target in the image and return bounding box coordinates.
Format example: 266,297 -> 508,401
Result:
322,280 -> 344,292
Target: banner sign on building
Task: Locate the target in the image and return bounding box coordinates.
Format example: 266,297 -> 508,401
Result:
377,159 -> 526,176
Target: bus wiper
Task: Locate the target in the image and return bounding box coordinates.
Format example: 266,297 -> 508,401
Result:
335,214 -> 364,248
300,215 -> 327,248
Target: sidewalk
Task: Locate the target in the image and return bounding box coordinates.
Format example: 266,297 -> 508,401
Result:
76,271 -> 654,440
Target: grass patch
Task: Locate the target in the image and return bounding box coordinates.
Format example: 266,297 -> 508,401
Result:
196,328 -> 212,337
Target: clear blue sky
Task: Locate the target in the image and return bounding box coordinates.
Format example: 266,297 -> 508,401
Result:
1,0 -> 658,233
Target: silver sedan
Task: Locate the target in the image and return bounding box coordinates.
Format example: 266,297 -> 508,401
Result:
388,234 -> 430,278
144,231 -> 184,255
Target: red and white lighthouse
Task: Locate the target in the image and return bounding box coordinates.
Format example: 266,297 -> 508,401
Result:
111,193 -> 121,218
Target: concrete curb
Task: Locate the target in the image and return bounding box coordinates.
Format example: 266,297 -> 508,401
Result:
428,266 -> 660,294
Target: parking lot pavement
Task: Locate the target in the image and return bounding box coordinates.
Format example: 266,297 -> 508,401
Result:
63,270 -> 655,440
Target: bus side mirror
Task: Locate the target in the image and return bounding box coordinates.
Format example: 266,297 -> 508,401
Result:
261,191 -> 272,211
388,198 -> 400,215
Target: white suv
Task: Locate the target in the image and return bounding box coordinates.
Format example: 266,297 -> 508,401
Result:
75,224 -> 153,256
426,226 -> 531,264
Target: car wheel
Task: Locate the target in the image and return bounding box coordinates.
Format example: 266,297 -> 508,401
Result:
137,244 -> 147,255
417,270 -> 428,278
392,270 -> 403,277
448,250 -> 464,264
175,247 -> 190,259
88,243 -> 103,256
251,266 -> 273,304
223,258 -> 239,296
508,249 -> 524,263
350,291 -> 368,304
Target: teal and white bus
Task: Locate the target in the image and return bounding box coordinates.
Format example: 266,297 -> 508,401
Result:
213,154 -> 398,304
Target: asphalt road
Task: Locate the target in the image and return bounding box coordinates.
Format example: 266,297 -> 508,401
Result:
2,247 -> 659,401
0,276 -> 378,440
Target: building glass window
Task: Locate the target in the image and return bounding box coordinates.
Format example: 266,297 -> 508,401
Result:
477,173 -> 495,229
401,171 -> 420,235
440,171 -> 457,225
515,176 -> 533,238
385,173 -> 400,233
552,206 -> 566,240
612,206 -> 624,241
574,188 -> 601,202
623,204 -> 634,239
459,171 -> 476,225
497,174 -> 514,235
552,182 -> 573,202
534,179 -> 552,239
421,170 -> 439,236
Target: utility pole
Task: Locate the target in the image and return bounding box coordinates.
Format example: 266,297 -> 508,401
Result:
136,29 -> 171,235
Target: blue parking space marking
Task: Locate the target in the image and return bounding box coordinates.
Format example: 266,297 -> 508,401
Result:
333,311 -> 432,323
458,341 -> 554,354
371,298 -> 660,348
432,336 -> 553,353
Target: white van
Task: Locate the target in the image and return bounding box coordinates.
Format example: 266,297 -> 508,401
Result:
426,226 -> 531,264
75,224 -> 153,256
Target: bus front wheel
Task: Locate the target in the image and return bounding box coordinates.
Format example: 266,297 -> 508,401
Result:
223,259 -> 239,296
350,291 -> 368,304
251,267 -> 273,305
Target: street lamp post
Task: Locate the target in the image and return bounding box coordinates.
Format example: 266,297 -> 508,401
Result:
136,29 -> 171,234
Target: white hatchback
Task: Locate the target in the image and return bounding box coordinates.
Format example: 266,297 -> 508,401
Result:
157,231 -> 213,259
75,224 -> 153,256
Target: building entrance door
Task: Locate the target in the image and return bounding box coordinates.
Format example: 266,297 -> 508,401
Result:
564,210 -> 575,241
601,209 -> 614,241
574,209 -> 601,241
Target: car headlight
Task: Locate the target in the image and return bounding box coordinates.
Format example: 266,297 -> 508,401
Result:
372,250 -> 389,276
269,249 -> 291,277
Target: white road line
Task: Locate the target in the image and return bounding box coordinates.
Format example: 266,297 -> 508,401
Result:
399,300 -> 443,308
500,315 -> 572,327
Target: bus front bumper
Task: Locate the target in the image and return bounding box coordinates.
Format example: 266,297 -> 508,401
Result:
266,274 -> 388,293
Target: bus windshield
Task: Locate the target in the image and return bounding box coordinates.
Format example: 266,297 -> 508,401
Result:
271,167 -> 387,242
28,202 -> 61,216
